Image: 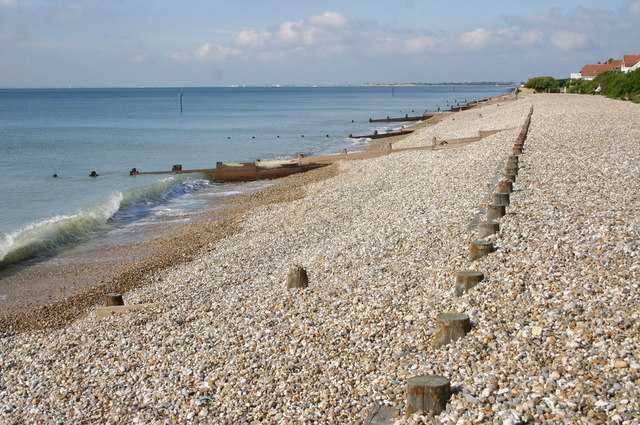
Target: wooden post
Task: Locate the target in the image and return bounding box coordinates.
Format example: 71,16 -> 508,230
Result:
469,240 -> 494,260
486,203 -> 507,221
503,172 -> 517,183
433,313 -> 471,347
504,166 -> 518,175
286,266 -> 309,289
492,191 -> 510,206
477,220 -> 499,238
455,271 -> 484,296
104,293 -> 124,306
406,375 -> 451,416
512,147 -> 523,155
507,155 -> 519,163
505,160 -> 519,170
498,180 -> 513,193
179,92 -> 183,113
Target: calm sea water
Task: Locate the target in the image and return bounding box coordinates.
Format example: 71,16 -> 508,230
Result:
0,85 -> 510,268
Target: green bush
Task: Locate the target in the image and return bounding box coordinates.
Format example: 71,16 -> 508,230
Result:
568,69 -> 640,102
524,76 -> 559,92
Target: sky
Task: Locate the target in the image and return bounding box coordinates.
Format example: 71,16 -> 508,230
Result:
1,0 -> 639,87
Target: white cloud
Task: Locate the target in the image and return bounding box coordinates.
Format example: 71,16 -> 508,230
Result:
308,11 -> 349,28
164,50 -> 189,63
630,0 -> 640,15
550,31 -> 589,50
404,35 -> 438,53
496,27 -> 544,46
131,54 -> 146,63
460,28 -> 491,50
235,30 -> 270,49
194,42 -> 241,60
1,0 -> 17,6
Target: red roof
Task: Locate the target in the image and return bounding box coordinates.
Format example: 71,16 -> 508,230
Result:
623,54 -> 640,67
607,59 -> 623,67
581,64 -> 617,77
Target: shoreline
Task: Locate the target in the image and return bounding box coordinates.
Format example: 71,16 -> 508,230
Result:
0,95 -> 515,333
0,105 -> 455,332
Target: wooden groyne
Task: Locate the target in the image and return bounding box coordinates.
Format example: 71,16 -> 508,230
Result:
349,129 -> 414,140
134,127 -> 506,183
369,114 -> 433,123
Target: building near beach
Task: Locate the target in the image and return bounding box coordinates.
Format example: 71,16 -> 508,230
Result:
571,54 -> 640,80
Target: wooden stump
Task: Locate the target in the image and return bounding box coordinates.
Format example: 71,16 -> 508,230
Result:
505,160 -> 519,170
286,266 -> 309,289
104,293 -> 124,306
503,172 -> 517,183
433,313 -> 471,347
504,166 -> 518,175
455,271 -> 484,296
469,240 -> 494,260
497,180 -> 513,194
406,375 -> 451,416
486,203 -> 507,221
477,221 -> 499,238
492,191 -> 510,206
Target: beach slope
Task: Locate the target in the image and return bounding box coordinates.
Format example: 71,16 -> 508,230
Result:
0,94 -> 638,424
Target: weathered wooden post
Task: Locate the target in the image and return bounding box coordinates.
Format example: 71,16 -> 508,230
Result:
469,240 -> 494,260
286,266 -> 309,289
505,160 -> 519,170
455,271 -> 484,296
504,165 -> 518,175
492,191 -> 510,206
497,180 -> 513,193
503,172 -> 517,183
477,221 -> 499,238
406,375 -> 451,416
486,203 -> 507,221
433,313 -> 471,347
512,147 -> 523,155
507,155 -> 519,163
104,293 -> 124,306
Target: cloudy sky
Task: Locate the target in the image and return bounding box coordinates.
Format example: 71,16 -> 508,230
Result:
1,0 -> 639,87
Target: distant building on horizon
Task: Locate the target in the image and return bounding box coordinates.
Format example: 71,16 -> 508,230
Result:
571,54 -> 640,80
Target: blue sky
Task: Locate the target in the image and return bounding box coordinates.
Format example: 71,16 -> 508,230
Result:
1,0 -> 639,87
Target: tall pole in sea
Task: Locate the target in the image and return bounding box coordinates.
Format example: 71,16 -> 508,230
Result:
179,92 -> 183,113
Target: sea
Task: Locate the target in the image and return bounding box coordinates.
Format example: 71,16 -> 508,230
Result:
0,85 -> 511,271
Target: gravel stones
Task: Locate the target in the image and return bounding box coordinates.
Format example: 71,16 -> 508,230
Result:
1,94 -> 638,424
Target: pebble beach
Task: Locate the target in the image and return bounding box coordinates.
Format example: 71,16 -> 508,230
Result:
1,94 -> 639,424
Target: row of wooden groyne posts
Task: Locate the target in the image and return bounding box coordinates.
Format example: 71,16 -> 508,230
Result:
130,99 -> 490,183
97,104 -> 534,422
